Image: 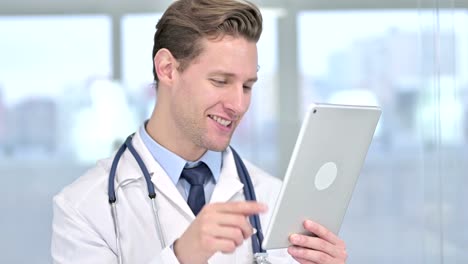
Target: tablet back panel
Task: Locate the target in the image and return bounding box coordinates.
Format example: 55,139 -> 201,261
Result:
262,103 -> 381,250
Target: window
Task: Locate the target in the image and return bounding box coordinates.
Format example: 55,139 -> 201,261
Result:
299,10 -> 468,263
0,15 -> 111,263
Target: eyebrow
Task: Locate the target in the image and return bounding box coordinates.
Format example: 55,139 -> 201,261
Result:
209,71 -> 258,83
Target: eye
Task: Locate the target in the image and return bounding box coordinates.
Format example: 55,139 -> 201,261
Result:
210,79 -> 227,86
243,85 -> 252,91
243,82 -> 256,91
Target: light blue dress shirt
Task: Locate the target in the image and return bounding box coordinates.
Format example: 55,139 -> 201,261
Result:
139,124 -> 222,203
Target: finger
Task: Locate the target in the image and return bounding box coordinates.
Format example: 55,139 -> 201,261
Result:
289,234 -> 346,259
303,220 -> 345,247
214,201 -> 268,215
208,237 -> 237,254
288,246 -> 333,264
208,225 -> 247,247
215,213 -> 253,239
195,224 -> 240,253
200,204 -> 255,239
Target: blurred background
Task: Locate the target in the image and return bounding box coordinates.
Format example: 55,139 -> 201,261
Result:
0,0 -> 467,263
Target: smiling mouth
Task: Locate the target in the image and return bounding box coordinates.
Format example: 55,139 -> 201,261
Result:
208,114 -> 232,127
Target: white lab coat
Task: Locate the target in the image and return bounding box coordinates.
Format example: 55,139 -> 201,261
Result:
52,130 -> 294,263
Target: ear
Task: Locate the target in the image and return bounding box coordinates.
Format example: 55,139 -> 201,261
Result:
154,48 -> 178,86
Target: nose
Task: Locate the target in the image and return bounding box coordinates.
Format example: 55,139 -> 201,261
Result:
224,84 -> 249,117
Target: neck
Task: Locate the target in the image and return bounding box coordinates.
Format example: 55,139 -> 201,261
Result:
146,104 -> 206,161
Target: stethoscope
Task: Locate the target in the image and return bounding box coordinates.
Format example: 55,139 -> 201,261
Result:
108,134 -> 270,264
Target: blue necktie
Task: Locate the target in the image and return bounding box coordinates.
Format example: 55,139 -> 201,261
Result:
181,162 -> 211,216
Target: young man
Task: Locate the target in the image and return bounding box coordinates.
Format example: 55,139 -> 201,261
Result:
52,0 -> 348,263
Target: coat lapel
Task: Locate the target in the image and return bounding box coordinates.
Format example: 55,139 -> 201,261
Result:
210,148 -> 244,203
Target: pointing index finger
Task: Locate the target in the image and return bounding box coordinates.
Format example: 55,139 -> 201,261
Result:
217,201 -> 268,215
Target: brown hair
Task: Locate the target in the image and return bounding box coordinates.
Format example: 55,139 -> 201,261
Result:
152,0 -> 263,83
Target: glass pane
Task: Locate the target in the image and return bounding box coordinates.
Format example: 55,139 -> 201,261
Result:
299,10 -> 468,264
0,15 -> 111,263
122,13 -> 162,119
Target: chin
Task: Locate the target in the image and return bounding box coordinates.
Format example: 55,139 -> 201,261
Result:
200,134 -> 233,152
207,144 -> 229,152
204,140 -> 231,152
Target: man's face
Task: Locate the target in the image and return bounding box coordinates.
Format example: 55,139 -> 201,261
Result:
169,36 -> 258,153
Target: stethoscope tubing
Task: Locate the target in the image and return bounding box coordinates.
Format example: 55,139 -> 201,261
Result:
110,203 -> 123,264
230,147 -> 266,254
109,134 -> 165,264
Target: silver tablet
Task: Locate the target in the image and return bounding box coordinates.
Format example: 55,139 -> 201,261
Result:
262,103 -> 381,250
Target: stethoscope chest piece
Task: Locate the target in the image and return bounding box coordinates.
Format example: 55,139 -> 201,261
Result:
254,252 -> 271,264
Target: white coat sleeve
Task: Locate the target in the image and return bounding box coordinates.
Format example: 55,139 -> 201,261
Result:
51,195 -> 180,264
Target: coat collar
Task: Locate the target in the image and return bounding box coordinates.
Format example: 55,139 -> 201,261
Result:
210,147 -> 244,204
114,130 -> 251,219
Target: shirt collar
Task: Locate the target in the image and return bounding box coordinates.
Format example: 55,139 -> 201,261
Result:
139,123 -> 222,185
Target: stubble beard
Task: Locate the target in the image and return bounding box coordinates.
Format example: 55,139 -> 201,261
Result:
174,112 -> 234,153
191,123 -> 234,152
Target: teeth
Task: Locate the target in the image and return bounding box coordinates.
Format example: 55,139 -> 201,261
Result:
210,115 -> 232,127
